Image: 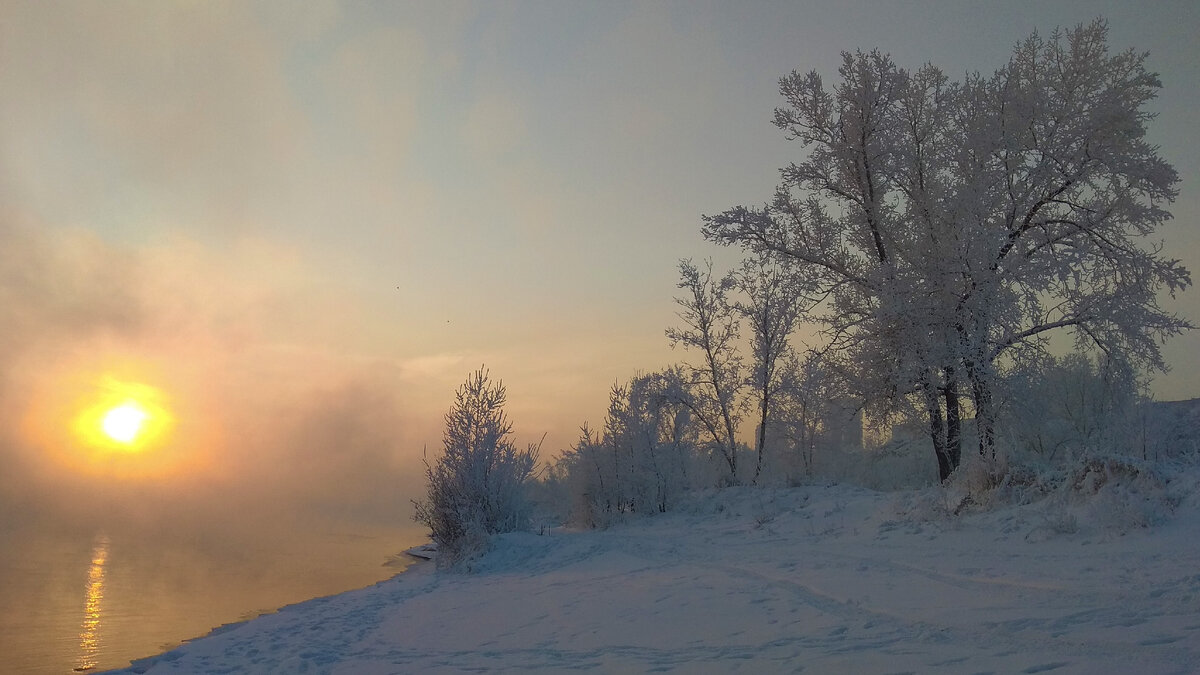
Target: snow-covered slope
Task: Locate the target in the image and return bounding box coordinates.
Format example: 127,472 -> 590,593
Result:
113,468 -> 1200,674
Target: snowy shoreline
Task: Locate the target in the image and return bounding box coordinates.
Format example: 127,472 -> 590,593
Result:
100,552 -> 428,675
109,473 -> 1200,674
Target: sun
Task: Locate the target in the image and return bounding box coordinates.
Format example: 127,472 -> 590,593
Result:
22,367 -> 198,480
69,378 -> 174,456
101,402 -> 149,444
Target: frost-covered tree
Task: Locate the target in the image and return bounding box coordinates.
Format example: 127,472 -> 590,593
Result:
1002,352 -> 1144,463
667,259 -> 743,481
704,20 -> 1191,480
413,367 -> 540,564
554,369 -> 700,527
604,369 -> 697,513
734,254 -> 811,483
946,22 -> 1191,459
773,350 -> 854,480
555,423 -> 613,526
667,256 -> 815,485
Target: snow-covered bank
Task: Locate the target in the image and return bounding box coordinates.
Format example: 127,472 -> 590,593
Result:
112,468 -> 1200,674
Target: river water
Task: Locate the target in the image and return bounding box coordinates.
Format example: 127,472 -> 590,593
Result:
0,522 -> 424,674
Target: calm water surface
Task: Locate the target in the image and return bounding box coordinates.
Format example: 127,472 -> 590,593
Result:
0,523 -> 423,674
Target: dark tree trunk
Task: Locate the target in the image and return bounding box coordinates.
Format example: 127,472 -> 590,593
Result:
975,385 -> 996,459
944,367 -> 962,473
753,390 -> 768,485
964,358 -> 997,459
923,378 -> 952,482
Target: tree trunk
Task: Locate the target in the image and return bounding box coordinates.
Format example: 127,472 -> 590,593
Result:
724,441 -> 737,481
923,377 -> 952,482
964,359 -> 997,459
716,382 -> 739,482
753,389 -> 768,485
944,367 -> 962,473
975,384 -> 996,459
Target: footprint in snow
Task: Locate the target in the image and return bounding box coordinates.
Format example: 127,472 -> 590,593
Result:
1022,661 -> 1070,673
1138,635 -> 1180,645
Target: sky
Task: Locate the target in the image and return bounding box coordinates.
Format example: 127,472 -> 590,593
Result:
2,0 -> 1198,532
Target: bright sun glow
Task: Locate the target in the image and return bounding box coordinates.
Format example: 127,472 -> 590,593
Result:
23,367 -> 196,480
68,378 -> 175,458
101,403 -> 149,444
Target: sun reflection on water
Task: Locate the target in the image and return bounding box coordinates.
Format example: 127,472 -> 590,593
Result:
77,534 -> 109,672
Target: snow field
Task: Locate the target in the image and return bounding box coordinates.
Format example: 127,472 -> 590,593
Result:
116,466 -> 1200,674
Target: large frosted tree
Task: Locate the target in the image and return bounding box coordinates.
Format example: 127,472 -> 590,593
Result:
704,20 -> 1191,479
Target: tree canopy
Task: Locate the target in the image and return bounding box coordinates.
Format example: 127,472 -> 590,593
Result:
703,20 -> 1191,479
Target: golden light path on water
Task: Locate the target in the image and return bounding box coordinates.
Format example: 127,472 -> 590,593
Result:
77,535 -> 110,673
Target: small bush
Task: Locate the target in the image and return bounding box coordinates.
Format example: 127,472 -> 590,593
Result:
413,368 -> 540,568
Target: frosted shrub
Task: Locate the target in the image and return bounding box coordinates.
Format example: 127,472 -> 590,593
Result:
553,369 -> 703,527
413,368 -> 540,567
1066,456 -> 1178,532
1000,353 -> 1144,466
1009,455 -> 1186,537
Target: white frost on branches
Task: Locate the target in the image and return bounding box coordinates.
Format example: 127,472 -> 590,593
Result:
413,368 -> 540,565
704,20 -> 1192,479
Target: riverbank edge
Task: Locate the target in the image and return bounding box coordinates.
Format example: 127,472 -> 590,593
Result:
104,542 -> 432,674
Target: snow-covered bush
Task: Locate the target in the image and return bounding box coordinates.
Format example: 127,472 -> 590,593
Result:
552,369 -> 706,527
1059,455 -> 1180,532
1000,353 -> 1145,466
1137,398 -> 1200,461
413,368 -> 540,567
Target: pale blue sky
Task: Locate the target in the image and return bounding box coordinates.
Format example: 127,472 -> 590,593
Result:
1,1 -> 1197,523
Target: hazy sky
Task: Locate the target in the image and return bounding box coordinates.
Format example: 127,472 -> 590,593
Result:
2,1 -> 1198,530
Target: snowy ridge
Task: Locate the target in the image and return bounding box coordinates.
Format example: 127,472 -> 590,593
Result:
112,468 -> 1200,674
403,543 -> 438,561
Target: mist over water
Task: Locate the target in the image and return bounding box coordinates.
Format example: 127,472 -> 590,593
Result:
0,218 -> 435,670
0,515 -> 424,674
0,217 -> 456,673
